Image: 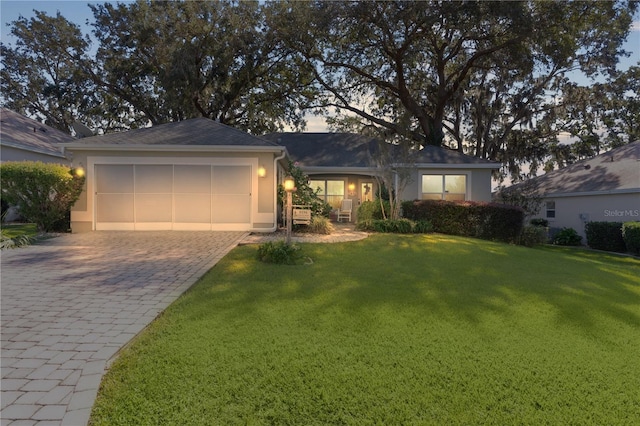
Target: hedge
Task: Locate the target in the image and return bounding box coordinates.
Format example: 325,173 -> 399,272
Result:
585,221 -> 626,253
0,161 -> 85,232
401,199 -> 524,243
622,222 -> 640,255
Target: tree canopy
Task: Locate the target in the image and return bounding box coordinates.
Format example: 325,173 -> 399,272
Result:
1,0 -> 637,181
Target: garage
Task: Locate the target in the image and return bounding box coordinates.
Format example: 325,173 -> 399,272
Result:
61,118 -> 286,233
95,162 -> 252,231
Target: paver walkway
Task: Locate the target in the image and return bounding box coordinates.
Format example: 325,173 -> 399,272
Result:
1,231 -> 247,426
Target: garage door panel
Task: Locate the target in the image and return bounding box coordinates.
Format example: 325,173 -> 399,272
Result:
175,194 -> 211,223
96,194 -> 134,222
213,166 -> 251,194
135,165 -> 173,193
212,194 -> 250,223
96,165 -> 133,193
135,194 -> 172,222
174,165 -> 211,193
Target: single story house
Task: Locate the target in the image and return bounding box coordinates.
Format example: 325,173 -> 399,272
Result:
61,119 -> 499,233
511,141 -> 640,240
0,108 -> 71,164
263,132 -> 498,218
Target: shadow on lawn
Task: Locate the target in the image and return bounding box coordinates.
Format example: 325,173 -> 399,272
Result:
209,234 -> 640,340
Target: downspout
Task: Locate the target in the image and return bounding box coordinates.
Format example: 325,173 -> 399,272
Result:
268,149 -> 287,232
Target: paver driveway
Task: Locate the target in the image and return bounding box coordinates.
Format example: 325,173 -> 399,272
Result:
1,231 -> 247,426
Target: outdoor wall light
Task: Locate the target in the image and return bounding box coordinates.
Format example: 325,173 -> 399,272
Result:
283,175 -> 296,244
284,176 -> 296,192
348,182 -> 356,195
73,163 -> 85,178
258,166 -> 266,178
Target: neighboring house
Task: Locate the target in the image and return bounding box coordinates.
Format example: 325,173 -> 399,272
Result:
0,108 -> 71,164
61,118 -> 288,233
510,141 -> 640,240
263,133 -> 498,218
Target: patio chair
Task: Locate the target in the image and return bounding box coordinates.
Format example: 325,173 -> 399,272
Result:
337,199 -> 353,222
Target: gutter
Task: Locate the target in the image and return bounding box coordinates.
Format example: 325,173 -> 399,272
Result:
267,149 -> 288,233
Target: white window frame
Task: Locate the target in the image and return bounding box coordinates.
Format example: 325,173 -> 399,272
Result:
420,173 -> 469,201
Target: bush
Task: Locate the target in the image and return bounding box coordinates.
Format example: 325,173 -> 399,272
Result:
585,221 -> 626,253
257,240 -> 304,265
622,222 -> 640,255
530,218 -> 549,227
278,161 -> 331,218
413,220 -> 434,234
519,225 -> 548,247
357,200 -> 391,223
552,228 -> 582,246
401,199 -> 524,243
0,231 -> 33,250
356,218 -> 430,234
298,215 -> 334,235
0,161 -> 85,232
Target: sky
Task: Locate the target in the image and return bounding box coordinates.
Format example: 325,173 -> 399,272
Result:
1,0 -> 639,133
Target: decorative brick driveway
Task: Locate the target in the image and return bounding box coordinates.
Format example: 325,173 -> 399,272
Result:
1,231 -> 247,426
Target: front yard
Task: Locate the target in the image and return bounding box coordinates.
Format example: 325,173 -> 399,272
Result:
90,234 -> 640,425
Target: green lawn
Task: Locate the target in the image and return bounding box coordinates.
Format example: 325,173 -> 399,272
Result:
0,223 -> 38,239
90,234 -> 640,425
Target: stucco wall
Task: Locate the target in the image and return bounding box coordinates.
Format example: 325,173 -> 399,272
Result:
402,168 -> 494,202
533,192 -> 640,240
1,145 -> 68,164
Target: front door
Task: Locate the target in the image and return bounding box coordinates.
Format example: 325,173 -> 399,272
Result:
360,180 -> 374,203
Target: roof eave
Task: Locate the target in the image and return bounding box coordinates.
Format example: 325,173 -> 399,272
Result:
1,141 -> 68,158
59,144 -> 286,153
300,166 -> 379,175
412,162 -> 499,169
543,188 -> 640,198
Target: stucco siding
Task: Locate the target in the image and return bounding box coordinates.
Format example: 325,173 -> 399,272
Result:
403,168 -> 493,202
534,192 -> 640,240
1,145 -> 68,164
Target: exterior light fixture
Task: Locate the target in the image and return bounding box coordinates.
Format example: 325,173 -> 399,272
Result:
348,182 -> 356,196
73,163 -> 85,178
284,176 -> 296,192
283,176 -> 296,244
258,166 -> 267,178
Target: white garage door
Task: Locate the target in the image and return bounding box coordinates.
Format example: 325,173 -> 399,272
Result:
95,164 -> 251,230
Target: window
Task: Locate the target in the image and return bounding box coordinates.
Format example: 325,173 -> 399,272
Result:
309,179 -> 345,209
546,201 -> 556,218
421,175 -> 467,201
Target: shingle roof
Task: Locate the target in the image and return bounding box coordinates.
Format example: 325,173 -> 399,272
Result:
262,133 -> 377,167
262,132 -> 498,168
0,108 -> 71,158
510,141 -> 640,195
68,117 -> 281,148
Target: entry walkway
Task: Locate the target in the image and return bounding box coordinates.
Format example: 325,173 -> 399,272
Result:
1,231 -> 247,426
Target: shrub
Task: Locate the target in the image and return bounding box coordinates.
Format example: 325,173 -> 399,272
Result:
401,199 -> 524,243
622,222 -> 640,255
413,220 -> 434,234
0,231 -> 33,249
278,161 -> 331,218
519,225 -> 548,247
299,215 -> 334,235
357,200 -> 391,223
585,221 -> 626,253
257,240 -> 304,265
530,218 -> 549,227
552,228 -> 582,246
0,161 -> 85,232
